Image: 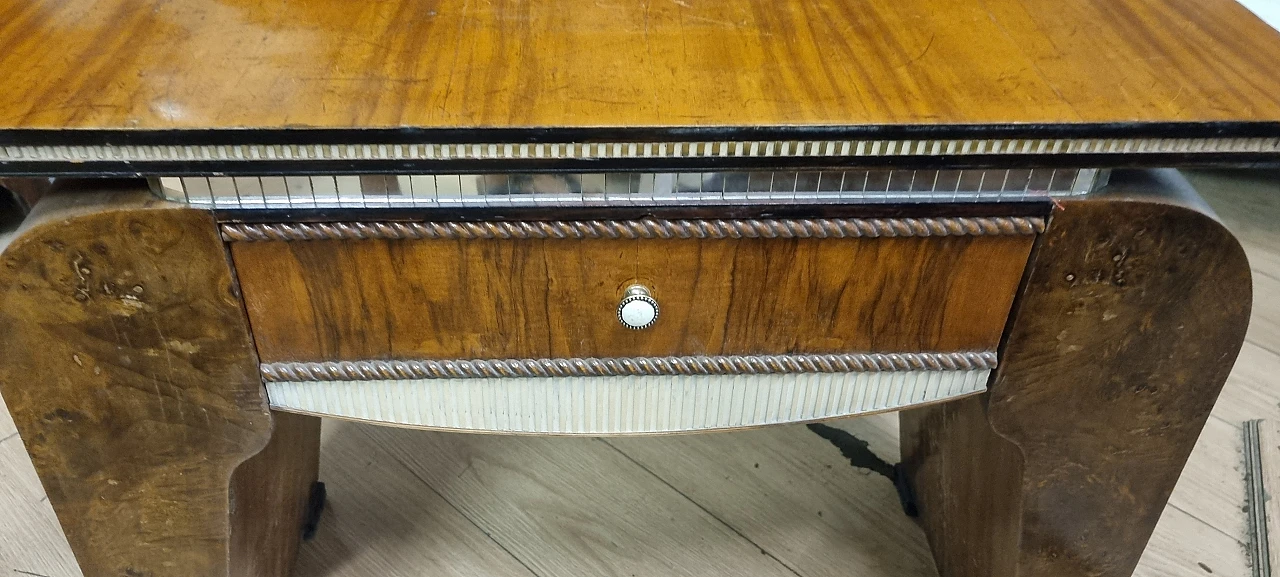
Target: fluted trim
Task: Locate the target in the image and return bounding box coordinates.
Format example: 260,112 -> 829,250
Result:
265,370 -> 990,435
221,217 -> 1044,242
260,352 -> 998,382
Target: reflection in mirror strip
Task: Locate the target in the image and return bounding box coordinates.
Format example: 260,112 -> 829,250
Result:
155,168 -> 1104,208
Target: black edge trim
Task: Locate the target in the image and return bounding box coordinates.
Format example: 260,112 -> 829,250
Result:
2,121 -> 1279,147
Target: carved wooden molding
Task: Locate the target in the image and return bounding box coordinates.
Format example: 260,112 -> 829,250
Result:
260,352 -> 999,382
221,217 -> 1045,242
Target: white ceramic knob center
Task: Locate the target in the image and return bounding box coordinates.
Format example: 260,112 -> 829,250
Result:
620,298 -> 657,327
617,285 -> 659,330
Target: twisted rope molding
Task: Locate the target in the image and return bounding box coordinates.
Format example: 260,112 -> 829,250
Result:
221,217 -> 1045,242
260,352 -> 999,382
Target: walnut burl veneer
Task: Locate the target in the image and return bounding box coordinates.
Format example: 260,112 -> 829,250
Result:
901,170 -> 1253,577
0,184 -> 318,577
1,0 -> 1279,130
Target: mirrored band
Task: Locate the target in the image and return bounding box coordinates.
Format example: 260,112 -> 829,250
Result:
155,168 -> 1103,209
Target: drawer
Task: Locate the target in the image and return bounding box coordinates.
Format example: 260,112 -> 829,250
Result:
226,216 -> 1037,434
229,221 -> 1035,364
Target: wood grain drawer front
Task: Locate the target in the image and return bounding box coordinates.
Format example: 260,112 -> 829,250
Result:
231,233 -> 1034,363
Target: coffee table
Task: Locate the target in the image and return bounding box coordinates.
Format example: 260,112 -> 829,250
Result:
1,1 -> 1278,576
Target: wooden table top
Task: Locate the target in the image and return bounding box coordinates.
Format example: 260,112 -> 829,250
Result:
3,0 -> 1280,137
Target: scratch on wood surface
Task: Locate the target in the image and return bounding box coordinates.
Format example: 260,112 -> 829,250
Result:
900,34 -> 936,68
152,378 -> 168,421
683,14 -> 740,27
151,317 -> 186,431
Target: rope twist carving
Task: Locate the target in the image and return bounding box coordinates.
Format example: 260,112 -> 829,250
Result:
261,352 -> 998,382
222,217 -> 1044,242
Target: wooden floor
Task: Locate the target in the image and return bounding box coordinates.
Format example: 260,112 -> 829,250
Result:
1,170 -> 1278,577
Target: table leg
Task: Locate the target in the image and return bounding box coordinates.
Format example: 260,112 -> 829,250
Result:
0,185 -> 315,577
231,412 -> 322,577
901,170 -> 1253,577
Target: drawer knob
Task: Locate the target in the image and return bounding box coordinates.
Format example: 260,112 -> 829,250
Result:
618,285 -> 659,330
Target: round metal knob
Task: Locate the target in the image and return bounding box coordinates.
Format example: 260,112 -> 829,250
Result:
617,285 -> 659,330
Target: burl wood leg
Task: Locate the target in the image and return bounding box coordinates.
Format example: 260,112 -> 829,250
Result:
901,170 -> 1252,577
0,183 -> 319,577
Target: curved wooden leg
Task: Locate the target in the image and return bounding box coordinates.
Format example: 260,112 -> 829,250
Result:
0,184 -> 315,577
901,170 -> 1252,577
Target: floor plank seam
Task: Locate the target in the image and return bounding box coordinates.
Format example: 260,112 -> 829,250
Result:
351,426 -> 544,577
1244,338 -> 1280,360
1250,266 -> 1280,283
1168,502 -> 1247,546
596,438 -> 808,577
0,432 -> 18,445
1211,413 -> 1246,431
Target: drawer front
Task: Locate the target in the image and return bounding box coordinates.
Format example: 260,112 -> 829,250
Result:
230,230 -> 1034,364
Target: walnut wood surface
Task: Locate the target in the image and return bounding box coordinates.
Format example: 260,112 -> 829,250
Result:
2,0 -> 1279,132
901,170 -> 1254,577
230,412 -> 321,577
232,234 -> 1034,363
900,395 -> 1023,577
0,184 -> 297,577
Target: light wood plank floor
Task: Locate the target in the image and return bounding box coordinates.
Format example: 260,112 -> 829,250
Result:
1,170 -> 1277,577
